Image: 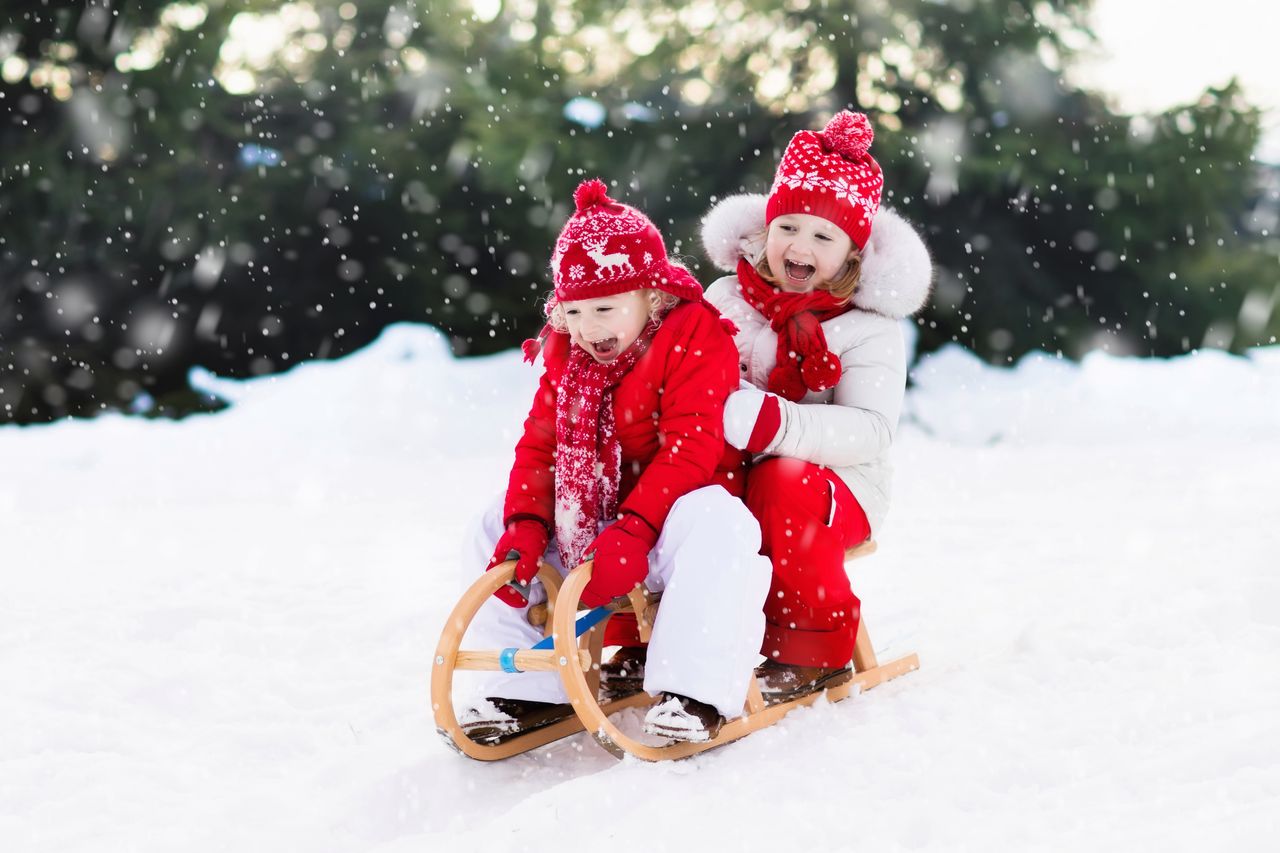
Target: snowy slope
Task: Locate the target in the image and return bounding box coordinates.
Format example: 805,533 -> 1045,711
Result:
3,323 -> 1278,853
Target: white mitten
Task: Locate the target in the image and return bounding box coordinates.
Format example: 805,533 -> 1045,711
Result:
724,386 -> 782,453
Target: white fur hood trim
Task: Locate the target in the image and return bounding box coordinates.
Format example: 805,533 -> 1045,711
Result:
699,193 -> 934,319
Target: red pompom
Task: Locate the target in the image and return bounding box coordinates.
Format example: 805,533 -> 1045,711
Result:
522,323 -> 554,364
800,351 -> 842,392
821,111 -> 873,160
769,365 -> 808,402
574,178 -> 613,212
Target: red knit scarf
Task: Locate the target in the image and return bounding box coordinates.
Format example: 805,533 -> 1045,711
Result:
552,322 -> 657,568
736,257 -> 850,401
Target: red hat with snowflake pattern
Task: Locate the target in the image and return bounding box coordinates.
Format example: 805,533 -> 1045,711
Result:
551,179 -> 703,304
766,111 -> 884,250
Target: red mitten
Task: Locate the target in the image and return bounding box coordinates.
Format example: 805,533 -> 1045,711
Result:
581,514 -> 658,607
723,386 -> 783,454
487,518 -> 550,607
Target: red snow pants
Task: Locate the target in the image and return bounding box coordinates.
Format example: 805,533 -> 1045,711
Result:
745,457 -> 871,667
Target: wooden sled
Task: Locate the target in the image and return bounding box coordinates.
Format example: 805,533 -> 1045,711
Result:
431,541 -> 918,761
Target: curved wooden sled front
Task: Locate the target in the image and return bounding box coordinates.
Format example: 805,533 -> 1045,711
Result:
553,541 -> 920,761
431,560 -> 653,761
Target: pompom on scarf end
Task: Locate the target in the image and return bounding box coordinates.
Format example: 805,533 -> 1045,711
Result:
522,323 -> 553,364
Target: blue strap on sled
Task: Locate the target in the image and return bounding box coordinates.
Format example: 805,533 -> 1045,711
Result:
498,648 -> 521,673
498,604 -> 613,672
531,604 -> 613,650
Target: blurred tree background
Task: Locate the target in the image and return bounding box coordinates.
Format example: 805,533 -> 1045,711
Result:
1,0 -> 1277,424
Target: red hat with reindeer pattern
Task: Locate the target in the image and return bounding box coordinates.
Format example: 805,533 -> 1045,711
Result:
551,179 -> 703,303
767,110 -> 884,250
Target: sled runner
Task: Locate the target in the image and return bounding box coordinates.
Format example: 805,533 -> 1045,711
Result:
431,541 -> 918,761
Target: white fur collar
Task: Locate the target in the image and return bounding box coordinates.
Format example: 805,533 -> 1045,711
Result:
699,193 -> 934,319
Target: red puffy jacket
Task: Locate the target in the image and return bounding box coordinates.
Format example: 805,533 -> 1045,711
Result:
503,301 -> 745,544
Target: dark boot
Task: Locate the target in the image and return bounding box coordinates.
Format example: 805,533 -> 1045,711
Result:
754,660 -> 853,705
599,646 -> 647,702
457,697 -> 574,744
642,692 -> 725,743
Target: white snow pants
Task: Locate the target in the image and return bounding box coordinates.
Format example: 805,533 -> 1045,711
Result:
457,485 -> 772,719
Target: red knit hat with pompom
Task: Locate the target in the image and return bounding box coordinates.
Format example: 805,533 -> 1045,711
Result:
550,179 -> 703,303
765,111 -> 884,250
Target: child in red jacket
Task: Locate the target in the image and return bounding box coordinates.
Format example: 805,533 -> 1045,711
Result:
457,180 -> 771,743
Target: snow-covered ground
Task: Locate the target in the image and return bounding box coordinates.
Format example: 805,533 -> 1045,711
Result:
3,323 -> 1278,852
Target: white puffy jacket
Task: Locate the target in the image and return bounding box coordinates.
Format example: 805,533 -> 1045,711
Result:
699,194 -> 933,535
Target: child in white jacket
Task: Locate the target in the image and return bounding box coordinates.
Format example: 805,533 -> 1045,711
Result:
699,110 -> 933,700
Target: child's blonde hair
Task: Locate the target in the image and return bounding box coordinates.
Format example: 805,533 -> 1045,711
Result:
545,288 -> 682,333
754,251 -> 863,304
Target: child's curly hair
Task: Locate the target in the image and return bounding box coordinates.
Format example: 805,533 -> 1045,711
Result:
754,251 -> 863,304
545,288 -> 682,333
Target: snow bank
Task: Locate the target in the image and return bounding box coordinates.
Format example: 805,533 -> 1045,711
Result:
909,343 -> 1280,445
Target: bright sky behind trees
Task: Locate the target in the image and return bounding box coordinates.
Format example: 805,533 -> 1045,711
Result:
1077,0 -> 1280,161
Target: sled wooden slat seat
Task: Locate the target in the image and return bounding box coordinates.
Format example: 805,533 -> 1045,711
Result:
431,540 -> 918,762
844,539 -> 878,561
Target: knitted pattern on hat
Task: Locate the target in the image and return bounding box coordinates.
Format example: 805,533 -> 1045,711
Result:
766,111 -> 884,250
551,179 -> 703,304
522,178 -> 738,365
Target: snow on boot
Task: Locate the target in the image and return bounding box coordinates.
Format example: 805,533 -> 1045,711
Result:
599,646 -> 647,702
754,661 -> 853,705
642,692 -> 725,743
457,697 -> 574,744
